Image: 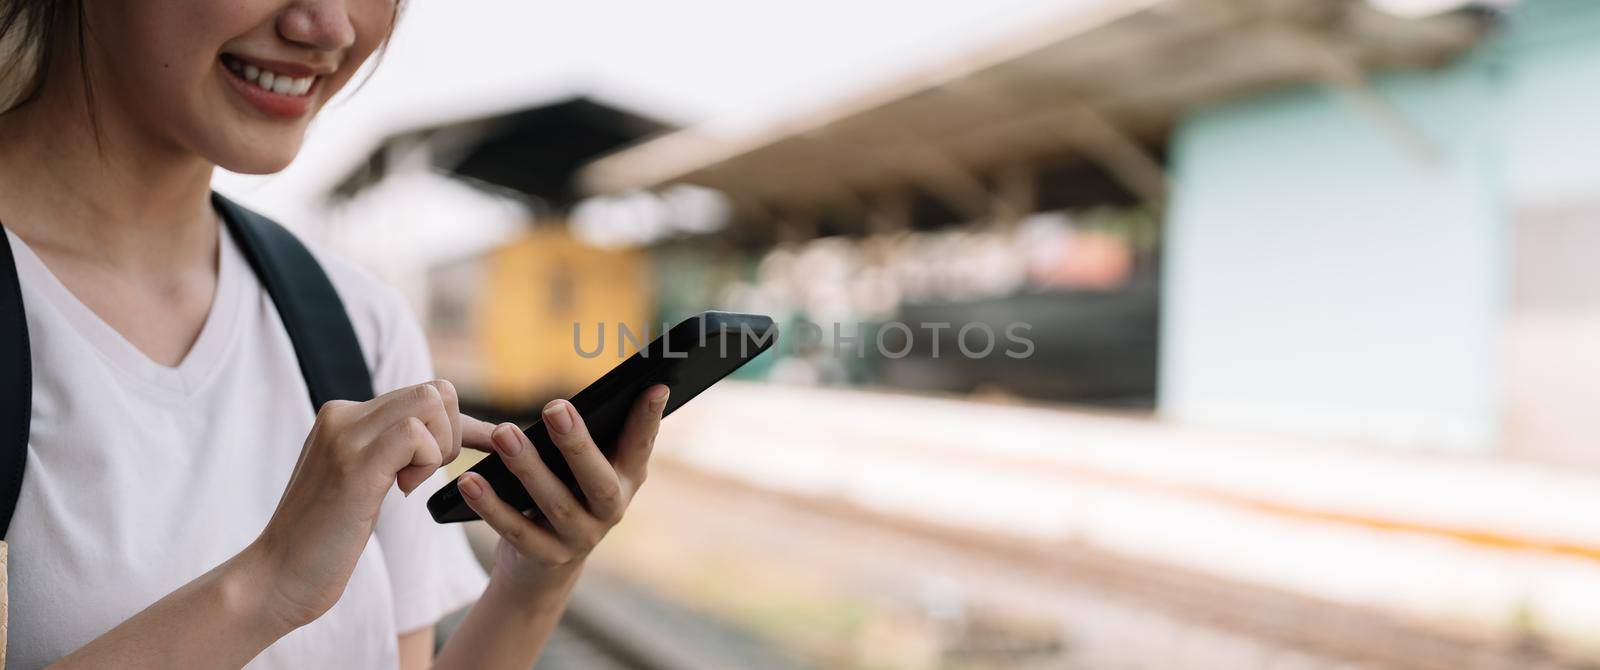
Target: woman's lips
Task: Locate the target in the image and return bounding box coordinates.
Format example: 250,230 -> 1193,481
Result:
220,54 -> 320,119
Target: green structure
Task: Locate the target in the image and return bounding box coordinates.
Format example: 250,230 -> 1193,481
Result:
1161,0 -> 1600,460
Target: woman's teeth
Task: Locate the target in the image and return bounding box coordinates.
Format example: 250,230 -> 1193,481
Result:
224,56 -> 314,97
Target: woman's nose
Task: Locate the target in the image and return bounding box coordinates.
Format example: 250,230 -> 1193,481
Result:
277,1 -> 358,52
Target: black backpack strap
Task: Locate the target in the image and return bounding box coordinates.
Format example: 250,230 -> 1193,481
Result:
213,193 -> 375,410
0,227 -> 32,539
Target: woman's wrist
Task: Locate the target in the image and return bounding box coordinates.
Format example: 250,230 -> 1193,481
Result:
218,541 -> 313,640
486,559 -> 584,615
433,558 -> 584,669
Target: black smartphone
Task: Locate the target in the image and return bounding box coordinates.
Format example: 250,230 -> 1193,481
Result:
428,311 -> 779,523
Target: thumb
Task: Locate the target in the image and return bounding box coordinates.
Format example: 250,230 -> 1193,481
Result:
459,414 -> 502,453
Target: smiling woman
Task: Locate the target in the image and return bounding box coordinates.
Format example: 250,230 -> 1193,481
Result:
0,0 -> 389,171
0,2 -> 665,669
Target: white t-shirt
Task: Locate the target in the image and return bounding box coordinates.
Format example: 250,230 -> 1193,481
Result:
3,223 -> 488,669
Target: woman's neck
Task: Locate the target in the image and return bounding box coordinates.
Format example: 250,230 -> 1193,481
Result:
0,76 -> 219,277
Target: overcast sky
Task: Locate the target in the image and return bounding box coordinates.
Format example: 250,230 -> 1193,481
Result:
216,0 -> 1099,222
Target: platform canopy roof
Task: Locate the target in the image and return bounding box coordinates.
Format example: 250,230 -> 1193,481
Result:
331,96 -> 672,210
578,0 -> 1491,217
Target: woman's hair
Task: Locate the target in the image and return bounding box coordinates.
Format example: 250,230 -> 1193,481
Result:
0,0 -> 81,113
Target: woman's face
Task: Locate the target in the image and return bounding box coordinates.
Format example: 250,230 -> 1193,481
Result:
80,1 -> 395,173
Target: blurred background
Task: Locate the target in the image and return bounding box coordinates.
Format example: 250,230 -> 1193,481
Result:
218,0 -> 1600,667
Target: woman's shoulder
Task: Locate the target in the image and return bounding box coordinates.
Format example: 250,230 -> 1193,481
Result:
298,241 -> 433,390
212,193 -> 434,389
213,194 -> 414,341
307,244 -> 411,333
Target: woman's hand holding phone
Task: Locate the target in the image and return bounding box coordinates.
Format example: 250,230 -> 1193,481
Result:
456,384 -> 668,592
429,386 -> 668,670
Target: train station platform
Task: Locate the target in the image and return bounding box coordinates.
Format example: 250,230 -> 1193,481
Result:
654,382 -> 1600,662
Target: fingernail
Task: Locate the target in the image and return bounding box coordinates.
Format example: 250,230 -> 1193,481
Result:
544,400 -> 574,434
650,387 -> 670,413
494,424 -> 522,457
460,474 -> 484,500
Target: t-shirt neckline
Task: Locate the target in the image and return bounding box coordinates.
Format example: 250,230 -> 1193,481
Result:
3,218 -> 249,396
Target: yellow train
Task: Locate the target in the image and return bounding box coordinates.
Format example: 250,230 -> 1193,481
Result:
424,224 -> 653,420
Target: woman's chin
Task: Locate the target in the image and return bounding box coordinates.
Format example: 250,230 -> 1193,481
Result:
192,121 -> 310,174
214,145 -> 301,175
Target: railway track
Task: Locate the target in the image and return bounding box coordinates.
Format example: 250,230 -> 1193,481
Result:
534,576 -> 807,670
619,462 -> 1584,670
460,461 -> 1588,669
457,522 -> 805,670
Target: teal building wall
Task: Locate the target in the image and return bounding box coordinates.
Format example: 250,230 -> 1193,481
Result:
1158,0 -> 1600,452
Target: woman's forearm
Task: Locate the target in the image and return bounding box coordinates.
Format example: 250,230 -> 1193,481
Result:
432,565 -> 583,670
48,544 -> 298,669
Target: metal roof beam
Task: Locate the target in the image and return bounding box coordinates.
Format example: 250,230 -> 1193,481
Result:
1276,22 -> 1442,162
1051,106 -> 1169,205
